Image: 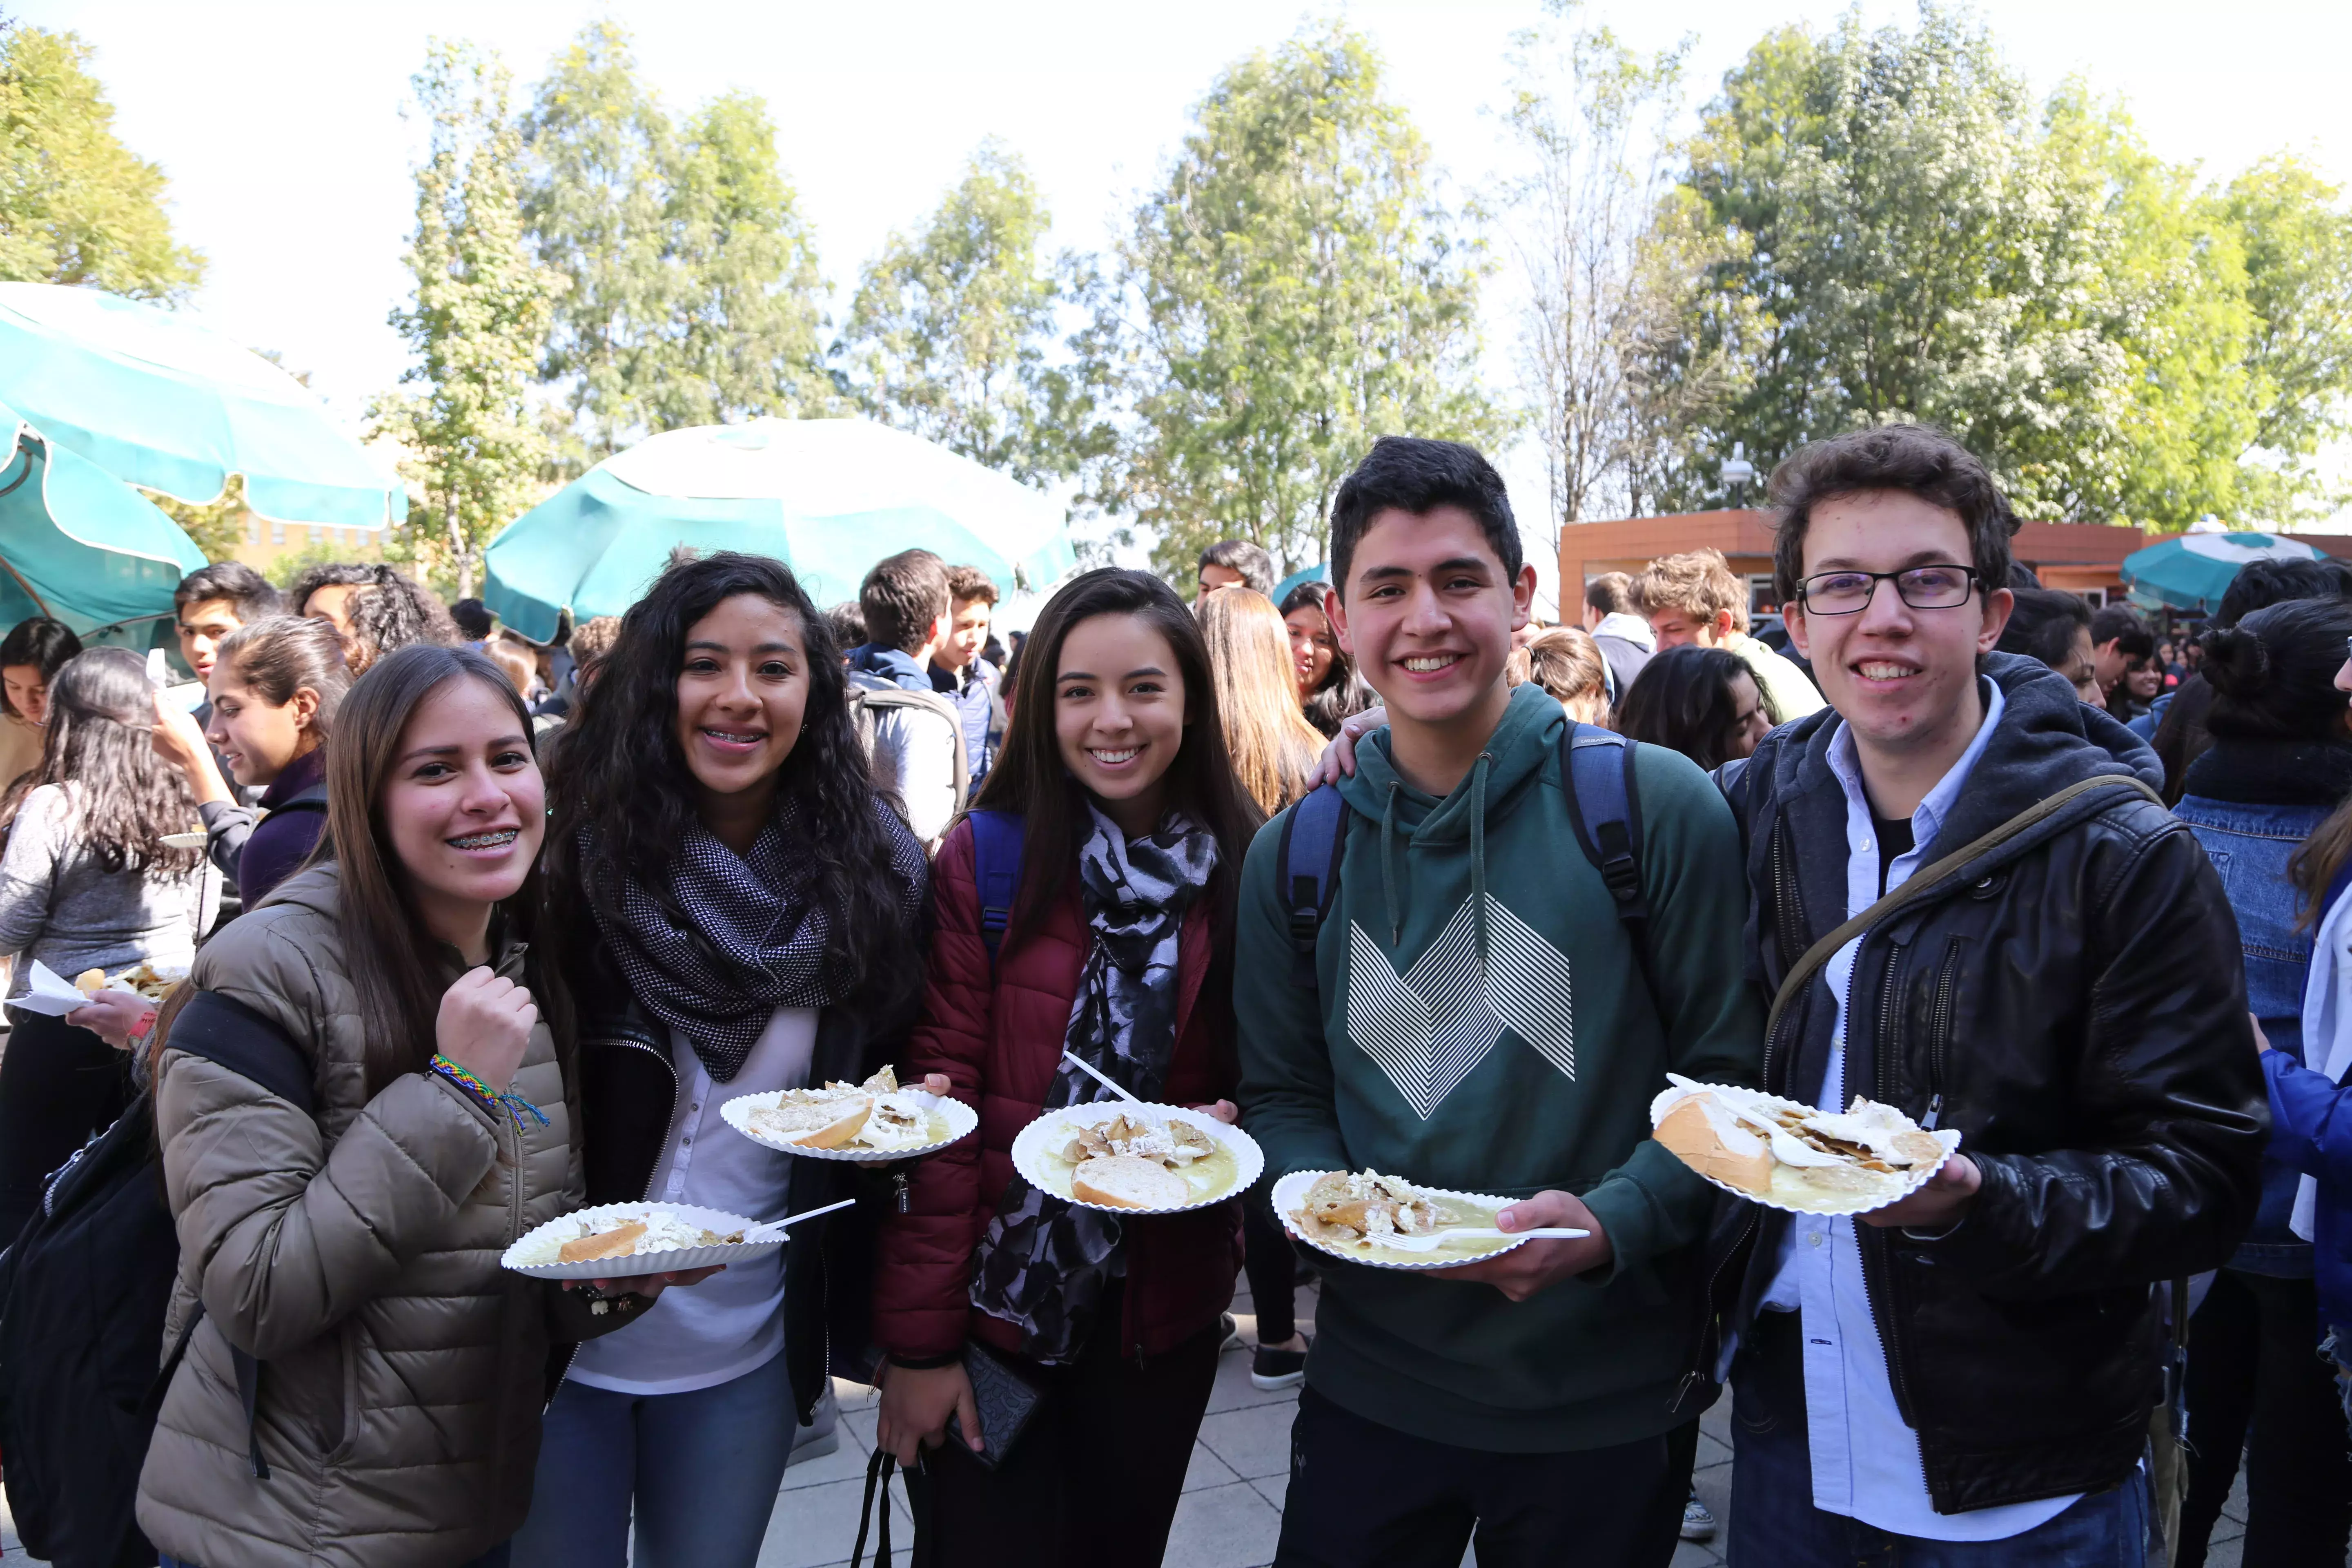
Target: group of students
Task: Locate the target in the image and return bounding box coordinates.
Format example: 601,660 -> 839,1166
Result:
2,418 -> 2347,1568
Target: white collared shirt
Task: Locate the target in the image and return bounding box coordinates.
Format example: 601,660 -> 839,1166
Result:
567,1006 -> 817,1396
1755,679 -> 2079,1541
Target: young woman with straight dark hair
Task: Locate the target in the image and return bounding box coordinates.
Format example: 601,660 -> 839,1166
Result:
2171,597 -> 2352,1563
147,615 -> 353,908
0,647 -> 214,1244
136,644 -> 675,1568
513,551 -> 930,1567
873,567 -> 1258,1566
1615,643 -> 1776,772
1281,579 -> 1368,737
0,615 -> 80,795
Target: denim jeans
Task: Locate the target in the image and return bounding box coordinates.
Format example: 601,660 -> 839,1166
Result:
509,1346 -> 802,1568
1728,1361 -> 2150,1567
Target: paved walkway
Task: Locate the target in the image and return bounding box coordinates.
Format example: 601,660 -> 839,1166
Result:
0,1271 -> 2255,1566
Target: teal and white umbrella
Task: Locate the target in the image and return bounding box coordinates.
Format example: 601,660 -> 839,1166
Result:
484,418 -> 1077,641
0,283 -> 402,529
0,399 -> 208,635
2120,530 -> 2321,612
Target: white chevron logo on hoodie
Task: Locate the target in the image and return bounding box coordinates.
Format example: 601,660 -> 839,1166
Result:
1344,895 -> 1576,1119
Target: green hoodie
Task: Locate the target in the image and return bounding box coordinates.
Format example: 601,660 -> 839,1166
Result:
1235,683 -> 1762,1452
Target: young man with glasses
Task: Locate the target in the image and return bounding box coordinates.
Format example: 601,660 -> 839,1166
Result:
1712,424 -> 2267,1564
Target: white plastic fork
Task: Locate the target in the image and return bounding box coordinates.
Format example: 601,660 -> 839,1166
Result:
740,1196 -> 857,1243
1061,1049 -> 1144,1104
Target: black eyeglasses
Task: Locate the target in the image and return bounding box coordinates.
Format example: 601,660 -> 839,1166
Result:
1796,565 -> 1981,616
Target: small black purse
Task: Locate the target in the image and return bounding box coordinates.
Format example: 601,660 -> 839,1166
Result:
945,1339 -> 1045,1470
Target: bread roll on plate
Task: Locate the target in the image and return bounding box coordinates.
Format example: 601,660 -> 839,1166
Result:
753,1098 -> 871,1149
1655,1094 -> 1773,1196
1070,1153 -> 1190,1210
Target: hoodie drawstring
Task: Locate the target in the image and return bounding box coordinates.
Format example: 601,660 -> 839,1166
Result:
1381,780 -> 1403,947
1469,752 -> 1492,972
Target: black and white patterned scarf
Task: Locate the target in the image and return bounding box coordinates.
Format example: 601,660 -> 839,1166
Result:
583,798 -> 928,1082
969,803 -> 1219,1362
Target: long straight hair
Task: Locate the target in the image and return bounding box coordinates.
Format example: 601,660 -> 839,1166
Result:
1199,588 -> 1324,815
974,568 -> 1261,953
322,644 -> 571,1095
542,551 -> 922,1021
18,648 -> 201,873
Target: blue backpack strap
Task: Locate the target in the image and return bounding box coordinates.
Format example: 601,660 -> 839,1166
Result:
1277,784 -> 1350,988
1560,723 -> 1660,1011
966,810 -> 1025,969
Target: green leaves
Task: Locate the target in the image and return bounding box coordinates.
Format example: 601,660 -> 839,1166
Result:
1102,22 -> 1507,579
1657,5 -> 2352,528
0,21 -> 202,300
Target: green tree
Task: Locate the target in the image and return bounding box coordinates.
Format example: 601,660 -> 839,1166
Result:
523,21 -> 830,463
1658,7 -> 2352,528
0,19 -> 203,298
376,40 -> 554,598
1107,23 -> 1506,577
838,140 -> 1100,487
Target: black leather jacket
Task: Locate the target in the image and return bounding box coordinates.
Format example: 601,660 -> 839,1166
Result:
1715,654 -> 2267,1515
562,943 -> 920,1425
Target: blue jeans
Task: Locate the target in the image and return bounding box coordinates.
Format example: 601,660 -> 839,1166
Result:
1728,1363 -> 2150,1567
509,1346 -> 800,1568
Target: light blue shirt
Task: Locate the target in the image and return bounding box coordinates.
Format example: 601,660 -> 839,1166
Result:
1755,678 -> 2079,1541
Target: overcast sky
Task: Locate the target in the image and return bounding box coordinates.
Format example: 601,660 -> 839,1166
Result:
18,0 -> 2352,589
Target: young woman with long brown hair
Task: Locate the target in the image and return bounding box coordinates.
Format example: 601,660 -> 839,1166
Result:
0,648 -> 214,1245
873,567 -> 1259,1566
135,645 -> 679,1568
1199,587 -> 1325,815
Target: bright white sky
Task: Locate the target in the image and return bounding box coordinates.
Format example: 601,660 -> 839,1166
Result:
18,0 -> 2352,598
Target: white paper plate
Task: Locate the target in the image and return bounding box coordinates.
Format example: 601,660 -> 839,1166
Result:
720,1089 -> 978,1163
1648,1082 -> 1962,1217
1273,1169 -> 1538,1272
160,831 -> 207,849
502,1202 -> 782,1280
1011,1102 -> 1263,1215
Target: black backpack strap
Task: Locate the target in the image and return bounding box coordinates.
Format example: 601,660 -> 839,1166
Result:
158,989 -> 318,1477
1278,784 -> 1350,988
163,990 -> 317,1115
1559,724 -> 1661,1014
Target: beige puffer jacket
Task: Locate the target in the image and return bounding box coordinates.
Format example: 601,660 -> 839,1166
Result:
136,863 -> 595,1568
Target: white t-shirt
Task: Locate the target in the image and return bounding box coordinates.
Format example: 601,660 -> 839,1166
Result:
566,1006 -> 818,1396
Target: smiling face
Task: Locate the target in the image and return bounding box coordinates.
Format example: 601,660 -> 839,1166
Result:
380,676 -> 545,940
1328,504 -> 1534,739
1054,611 -> 1187,836
2127,662 -> 2162,701
2,664 -> 48,724
176,597 -> 243,684
1787,490 -> 2011,763
673,594 -> 811,841
205,668 -> 319,788
1284,604 -> 1336,697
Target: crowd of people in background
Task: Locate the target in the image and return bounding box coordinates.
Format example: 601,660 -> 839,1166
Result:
0,419 -> 2341,1568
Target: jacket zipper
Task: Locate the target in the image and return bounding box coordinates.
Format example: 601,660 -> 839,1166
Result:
1861,934 -> 1923,1430
1923,938 -> 1964,1127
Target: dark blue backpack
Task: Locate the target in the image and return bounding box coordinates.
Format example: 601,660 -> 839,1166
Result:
966,722 -> 1656,1001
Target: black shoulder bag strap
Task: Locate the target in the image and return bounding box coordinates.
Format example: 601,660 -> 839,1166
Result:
155,988 -> 318,1481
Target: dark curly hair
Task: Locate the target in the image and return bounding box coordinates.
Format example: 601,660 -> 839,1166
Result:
1615,644 -> 1776,772
17,648 -> 203,874
289,562 -> 459,674
543,551 -> 922,1020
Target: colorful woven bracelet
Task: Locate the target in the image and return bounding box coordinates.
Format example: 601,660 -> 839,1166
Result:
430,1054 -> 551,1130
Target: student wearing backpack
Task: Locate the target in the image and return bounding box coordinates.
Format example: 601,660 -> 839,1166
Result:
147,615 -> 351,910
1235,438 -> 1763,1568
513,552 -> 931,1568
1712,427 -> 2264,1564
135,644 -> 690,1568
872,567 -> 1258,1567
847,547 -> 967,848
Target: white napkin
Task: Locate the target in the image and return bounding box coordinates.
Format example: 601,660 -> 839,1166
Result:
12,959 -> 98,1017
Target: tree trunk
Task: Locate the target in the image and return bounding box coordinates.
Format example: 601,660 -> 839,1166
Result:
445,490 -> 474,599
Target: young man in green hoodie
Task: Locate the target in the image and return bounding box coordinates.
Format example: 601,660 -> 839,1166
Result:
1235,437 -> 1763,1567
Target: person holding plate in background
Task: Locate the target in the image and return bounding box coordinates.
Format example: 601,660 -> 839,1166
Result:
513,552 -> 929,1568
872,568 -> 1258,1567
0,648 -> 215,1249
